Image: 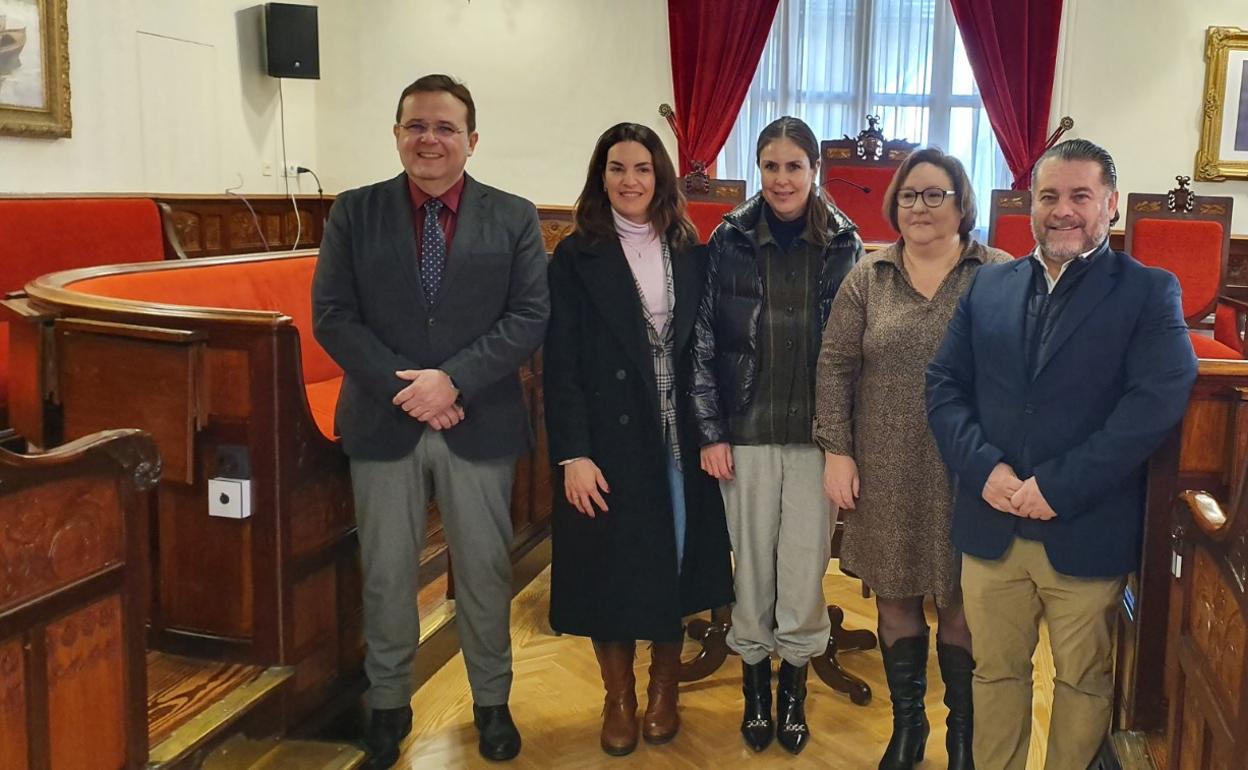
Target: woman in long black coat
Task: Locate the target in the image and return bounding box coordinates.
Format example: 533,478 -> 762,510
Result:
544,122 -> 733,757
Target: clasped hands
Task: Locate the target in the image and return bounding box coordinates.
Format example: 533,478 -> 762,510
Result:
392,369 -> 463,430
983,462 -> 1056,520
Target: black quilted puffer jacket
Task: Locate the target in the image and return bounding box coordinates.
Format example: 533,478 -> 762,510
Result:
691,193 -> 863,446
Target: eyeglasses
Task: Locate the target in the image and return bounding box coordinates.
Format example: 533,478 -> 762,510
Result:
896,188 -> 957,208
398,121 -> 465,139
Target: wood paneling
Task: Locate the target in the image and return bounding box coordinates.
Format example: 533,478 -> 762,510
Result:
291,564 -> 339,704
206,348 -> 252,419
45,596 -> 126,770
1178,400 -> 1232,474
0,474 -> 122,614
536,206 -> 574,254
287,446 -> 353,558
157,195 -> 329,258
0,637 -> 27,770
157,480 -> 253,639
1134,361 -> 1248,770
1190,549 -> 1246,706
56,326 -> 204,484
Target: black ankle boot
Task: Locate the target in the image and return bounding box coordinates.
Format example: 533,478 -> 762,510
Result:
878,635 -> 930,770
740,658 -> 773,752
775,660 -> 810,755
938,642 -> 975,770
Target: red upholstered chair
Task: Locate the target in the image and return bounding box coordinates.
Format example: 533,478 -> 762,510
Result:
1125,177 -> 1239,358
0,197 -> 181,428
988,189 -> 1035,258
682,166 -> 746,243
819,116 -> 917,245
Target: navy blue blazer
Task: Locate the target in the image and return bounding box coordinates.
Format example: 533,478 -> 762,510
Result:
925,245 -> 1197,577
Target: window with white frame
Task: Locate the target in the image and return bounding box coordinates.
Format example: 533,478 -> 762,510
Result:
718,0 -> 1011,230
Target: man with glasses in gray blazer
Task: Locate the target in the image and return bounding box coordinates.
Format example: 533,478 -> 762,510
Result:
313,73 -> 549,768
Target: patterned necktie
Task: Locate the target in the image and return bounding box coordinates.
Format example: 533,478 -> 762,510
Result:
420,198 -> 446,303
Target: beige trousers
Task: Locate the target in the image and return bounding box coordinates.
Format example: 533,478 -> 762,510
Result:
962,537 -> 1124,770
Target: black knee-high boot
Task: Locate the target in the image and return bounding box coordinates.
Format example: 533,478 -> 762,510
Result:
878,634 -> 930,770
938,642 -> 975,770
740,658 -> 773,752
775,660 -> 810,754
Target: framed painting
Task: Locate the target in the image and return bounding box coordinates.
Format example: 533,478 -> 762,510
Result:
1196,26 -> 1248,181
0,0 -> 69,138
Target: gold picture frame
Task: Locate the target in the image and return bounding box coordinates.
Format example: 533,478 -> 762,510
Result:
1196,26 -> 1248,181
0,0 -> 70,138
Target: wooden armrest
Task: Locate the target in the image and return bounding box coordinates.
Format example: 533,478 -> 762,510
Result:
1217,293 -> 1248,312
55,318 -> 206,344
0,297 -> 57,322
1178,489 -> 1228,535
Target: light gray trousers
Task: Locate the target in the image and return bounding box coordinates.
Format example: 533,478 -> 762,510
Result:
350,429 -> 517,710
721,443 -> 832,666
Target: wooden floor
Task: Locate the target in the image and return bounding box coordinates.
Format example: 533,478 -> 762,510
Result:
396,562 -> 1057,769
147,652 -> 265,745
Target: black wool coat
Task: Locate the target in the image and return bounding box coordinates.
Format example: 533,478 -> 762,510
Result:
543,230 -> 734,642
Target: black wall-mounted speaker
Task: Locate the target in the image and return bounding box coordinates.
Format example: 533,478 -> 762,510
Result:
264,3 -> 319,79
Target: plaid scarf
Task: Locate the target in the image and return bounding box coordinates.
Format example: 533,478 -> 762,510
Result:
629,239 -> 681,471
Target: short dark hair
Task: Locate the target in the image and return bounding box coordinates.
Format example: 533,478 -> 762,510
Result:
394,74 -> 476,133
755,116 -> 831,247
573,122 -> 697,250
1031,138 -> 1117,190
882,147 -> 978,239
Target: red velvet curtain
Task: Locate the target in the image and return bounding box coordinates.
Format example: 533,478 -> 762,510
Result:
948,0 -> 1064,189
667,0 -> 780,175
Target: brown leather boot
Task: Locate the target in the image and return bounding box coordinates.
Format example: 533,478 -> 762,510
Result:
642,641 -> 683,744
592,640 -> 638,755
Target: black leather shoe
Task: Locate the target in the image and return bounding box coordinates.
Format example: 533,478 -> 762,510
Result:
776,661 -> 810,755
473,703 -> 522,761
362,705 -> 412,770
740,658 -> 774,752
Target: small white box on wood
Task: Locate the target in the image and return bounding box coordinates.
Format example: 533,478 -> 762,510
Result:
208,477 -> 252,519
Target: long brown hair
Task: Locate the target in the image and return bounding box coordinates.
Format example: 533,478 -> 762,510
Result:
755,116 -> 830,247
574,123 -> 698,251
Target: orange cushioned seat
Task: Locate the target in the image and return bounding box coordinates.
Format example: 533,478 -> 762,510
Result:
0,198 -> 169,420
1189,332 -> 1241,360
68,255 -> 342,440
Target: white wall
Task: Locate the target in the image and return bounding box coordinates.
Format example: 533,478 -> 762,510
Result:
313,0 -> 676,205
0,0 -> 320,194
1052,0 -> 1248,232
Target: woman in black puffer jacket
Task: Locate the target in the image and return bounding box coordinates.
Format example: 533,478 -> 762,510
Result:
691,116 -> 863,755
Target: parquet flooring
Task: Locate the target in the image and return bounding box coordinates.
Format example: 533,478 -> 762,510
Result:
398,563 -> 1056,769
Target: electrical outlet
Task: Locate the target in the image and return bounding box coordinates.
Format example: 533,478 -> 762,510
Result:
262,162 -> 273,177
284,164 -> 301,178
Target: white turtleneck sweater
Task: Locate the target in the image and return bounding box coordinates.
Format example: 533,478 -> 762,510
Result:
612,208 -> 669,332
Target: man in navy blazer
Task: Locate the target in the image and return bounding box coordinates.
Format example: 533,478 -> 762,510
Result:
926,139 -> 1196,770
313,74 -> 548,768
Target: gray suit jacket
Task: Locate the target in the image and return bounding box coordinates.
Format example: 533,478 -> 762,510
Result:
312,172 -> 550,461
